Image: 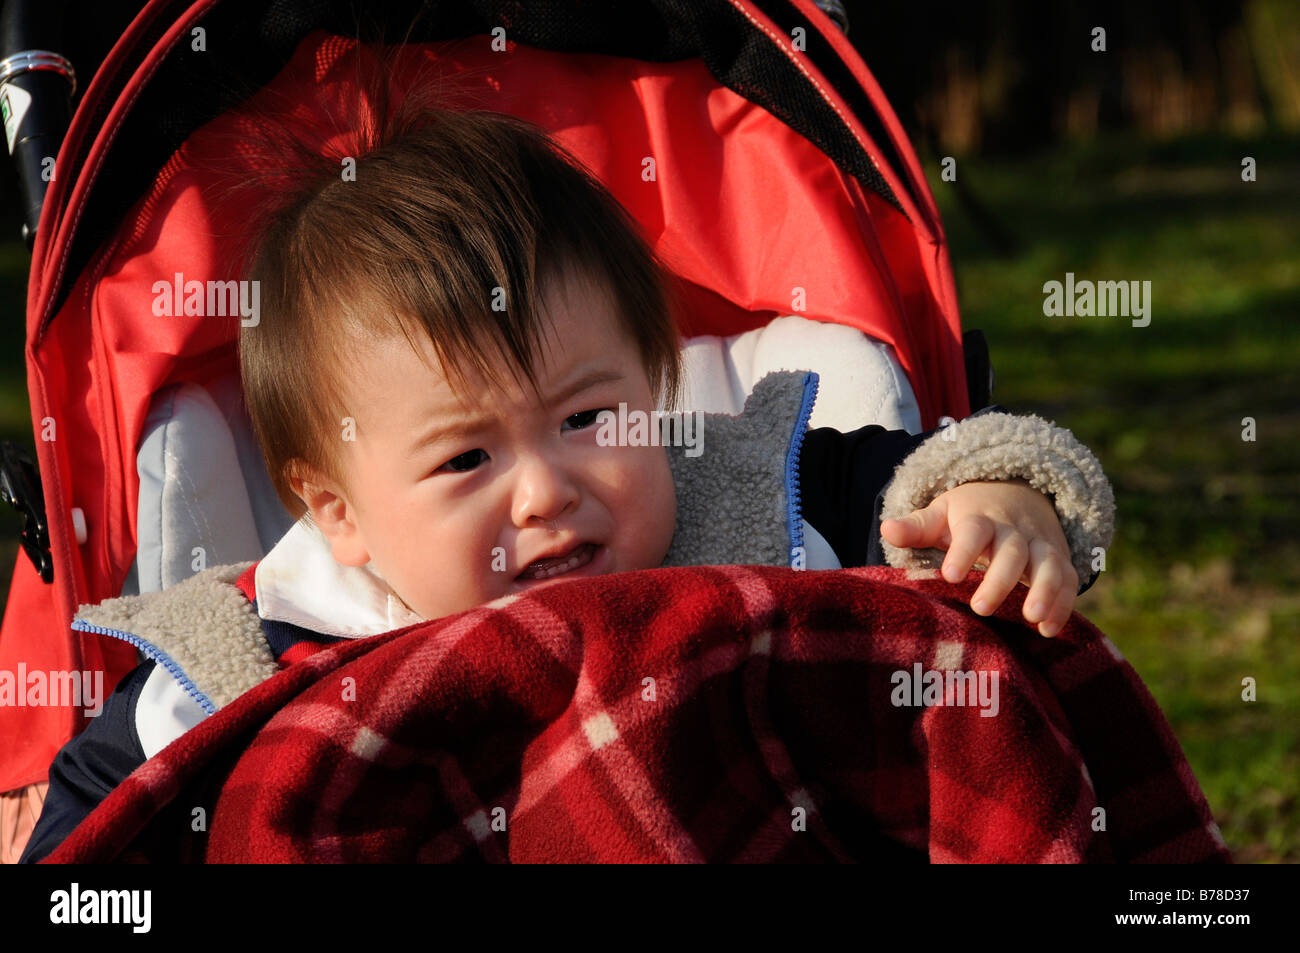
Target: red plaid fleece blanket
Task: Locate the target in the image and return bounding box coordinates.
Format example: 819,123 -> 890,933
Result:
45,566 -> 1229,863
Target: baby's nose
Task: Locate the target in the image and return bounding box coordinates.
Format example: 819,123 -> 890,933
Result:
511,456 -> 580,526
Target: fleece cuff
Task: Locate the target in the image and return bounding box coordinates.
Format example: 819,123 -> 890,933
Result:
879,412 -> 1115,590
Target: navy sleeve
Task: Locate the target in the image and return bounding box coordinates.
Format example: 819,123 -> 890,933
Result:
798,405 -> 1101,595
18,660 -> 154,863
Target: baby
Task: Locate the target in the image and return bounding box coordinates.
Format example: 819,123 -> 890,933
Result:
244,107 -> 1104,638
20,106 -> 1112,862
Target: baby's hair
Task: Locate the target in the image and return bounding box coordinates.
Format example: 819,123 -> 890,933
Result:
229,44 -> 684,522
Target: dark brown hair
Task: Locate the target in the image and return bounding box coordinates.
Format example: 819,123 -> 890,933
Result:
236,58 -> 683,521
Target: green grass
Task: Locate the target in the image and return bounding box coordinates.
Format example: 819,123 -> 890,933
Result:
929,131 -> 1300,862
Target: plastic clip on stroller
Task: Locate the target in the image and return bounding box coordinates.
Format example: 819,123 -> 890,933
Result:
0,442 -> 52,583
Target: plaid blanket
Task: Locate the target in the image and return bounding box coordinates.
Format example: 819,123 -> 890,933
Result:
43,566 -> 1230,863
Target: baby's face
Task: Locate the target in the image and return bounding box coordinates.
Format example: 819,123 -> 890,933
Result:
304,268 -> 677,621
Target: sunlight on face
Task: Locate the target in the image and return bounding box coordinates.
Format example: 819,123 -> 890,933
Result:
308,268 -> 677,621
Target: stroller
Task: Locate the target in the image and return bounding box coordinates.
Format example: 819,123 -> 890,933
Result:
8,0 -> 1223,864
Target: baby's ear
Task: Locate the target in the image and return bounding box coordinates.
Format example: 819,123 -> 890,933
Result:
284,457 -> 313,504
285,459 -> 369,565
287,459 -> 341,526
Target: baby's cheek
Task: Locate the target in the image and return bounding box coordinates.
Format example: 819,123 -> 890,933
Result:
635,446 -> 676,566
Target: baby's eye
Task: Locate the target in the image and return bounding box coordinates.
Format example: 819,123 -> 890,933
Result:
564,409 -> 606,431
436,449 -> 488,473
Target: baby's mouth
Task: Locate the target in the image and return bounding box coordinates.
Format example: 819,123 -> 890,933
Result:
517,542 -> 599,581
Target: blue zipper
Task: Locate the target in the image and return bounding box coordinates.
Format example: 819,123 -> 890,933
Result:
71,619 -> 218,716
784,371 -> 820,568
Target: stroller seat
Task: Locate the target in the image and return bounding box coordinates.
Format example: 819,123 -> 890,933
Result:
123,313 -> 922,598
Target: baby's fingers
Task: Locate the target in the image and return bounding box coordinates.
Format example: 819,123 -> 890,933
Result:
941,515 -> 994,583
1036,584 -> 1078,637
1022,539 -> 1079,636
969,528 -> 1029,615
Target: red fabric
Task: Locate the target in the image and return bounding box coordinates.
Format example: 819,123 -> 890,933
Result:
7,23 -> 966,789
233,563 -> 257,602
44,567 -> 1229,864
0,0 -> 192,794
0,553 -> 138,789
0,556 -> 73,789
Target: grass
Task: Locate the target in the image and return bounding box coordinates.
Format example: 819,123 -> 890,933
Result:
927,130 -> 1300,862
0,131 -> 1296,860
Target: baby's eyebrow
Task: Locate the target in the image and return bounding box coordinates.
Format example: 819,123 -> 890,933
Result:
546,368 -> 626,408
407,368 -> 625,457
406,415 -> 495,457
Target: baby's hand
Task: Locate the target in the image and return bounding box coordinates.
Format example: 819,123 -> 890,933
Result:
880,478 -> 1078,636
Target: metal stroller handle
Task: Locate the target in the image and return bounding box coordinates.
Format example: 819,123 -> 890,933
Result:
0,0 -> 75,248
